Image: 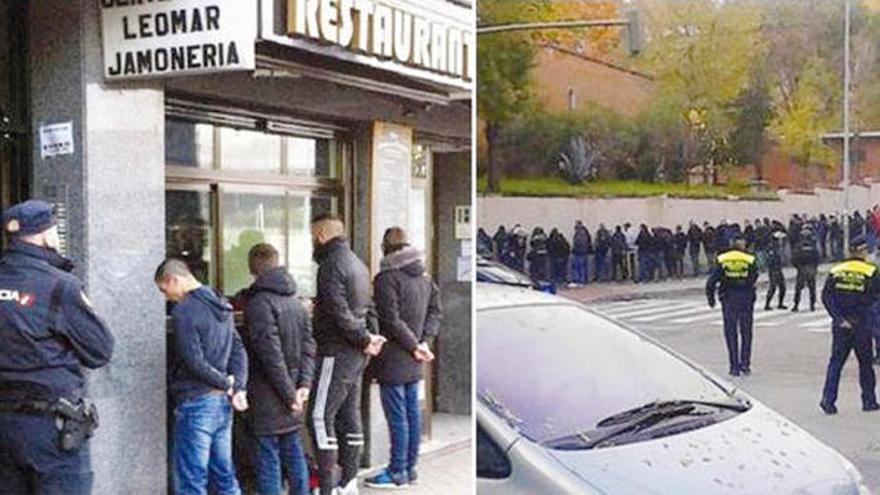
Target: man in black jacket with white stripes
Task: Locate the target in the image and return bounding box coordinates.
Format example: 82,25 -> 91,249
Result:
309,214 -> 385,495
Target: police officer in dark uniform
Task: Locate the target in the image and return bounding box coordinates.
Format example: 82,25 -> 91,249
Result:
819,236 -> 880,415
764,231 -> 788,310
706,235 -> 758,376
792,226 -> 820,312
0,200 -> 114,494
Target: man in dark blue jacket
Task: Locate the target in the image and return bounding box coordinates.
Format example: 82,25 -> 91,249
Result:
571,221 -> 591,285
706,236 -> 758,376
239,243 -> 316,495
156,259 -> 248,495
0,200 -> 114,495
819,237 -> 880,415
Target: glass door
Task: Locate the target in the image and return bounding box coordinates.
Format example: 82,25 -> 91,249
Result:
0,0 -> 30,239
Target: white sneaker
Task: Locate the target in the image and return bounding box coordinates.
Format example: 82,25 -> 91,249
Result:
339,479 -> 360,495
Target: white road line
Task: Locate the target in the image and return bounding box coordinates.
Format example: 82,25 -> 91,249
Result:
597,299 -> 681,314
600,302 -> 694,319
799,317 -> 832,328
630,305 -> 714,322
669,312 -> 720,324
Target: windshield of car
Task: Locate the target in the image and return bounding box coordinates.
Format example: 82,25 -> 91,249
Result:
477,303 -> 736,445
476,259 -> 534,287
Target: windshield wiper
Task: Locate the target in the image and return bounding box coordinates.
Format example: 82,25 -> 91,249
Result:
543,404 -> 699,450
542,399 -> 750,451
596,399 -> 750,428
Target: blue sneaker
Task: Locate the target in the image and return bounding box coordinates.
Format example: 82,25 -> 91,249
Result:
364,470 -> 407,490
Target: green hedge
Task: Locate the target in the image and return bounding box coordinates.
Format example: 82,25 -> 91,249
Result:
478,176 -> 780,201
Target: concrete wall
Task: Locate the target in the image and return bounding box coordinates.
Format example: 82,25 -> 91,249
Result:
30,1 -> 168,493
433,151 -> 472,415
478,185 -> 880,232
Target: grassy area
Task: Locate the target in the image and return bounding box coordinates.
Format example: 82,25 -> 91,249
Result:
477,176 -> 780,200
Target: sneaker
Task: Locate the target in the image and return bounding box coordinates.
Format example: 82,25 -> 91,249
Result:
778,304 -> 788,310
408,468 -> 419,485
729,368 -> 740,377
819,401 -> 838,415
741,367 -> 751,376
791,306 -> 799,313
764,305 -> 772,311
364,470 -> 407,490
863,402 -> 880,412
337,479 -> 361,495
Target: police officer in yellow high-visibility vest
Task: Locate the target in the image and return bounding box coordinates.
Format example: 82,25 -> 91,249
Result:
819,236 -> 880,415
706,235 -> 758,377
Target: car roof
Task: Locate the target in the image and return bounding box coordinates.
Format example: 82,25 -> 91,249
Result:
476,282 -> 572,311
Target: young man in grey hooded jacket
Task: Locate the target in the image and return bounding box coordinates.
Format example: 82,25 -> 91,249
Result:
365,227 -> 442,489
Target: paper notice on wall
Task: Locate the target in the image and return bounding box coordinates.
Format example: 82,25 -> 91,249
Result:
457,255 -> 472,282
39,122 -> 74,158
460,240 -> 472,256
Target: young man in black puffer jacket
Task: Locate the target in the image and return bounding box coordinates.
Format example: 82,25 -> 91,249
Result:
239,243 -> 316,495
365,227 -> 442,489
309,214 -> 386,495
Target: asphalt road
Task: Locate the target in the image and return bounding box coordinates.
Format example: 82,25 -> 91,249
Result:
590,295 -> 880,492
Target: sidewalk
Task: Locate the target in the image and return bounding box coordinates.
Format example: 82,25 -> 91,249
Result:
360,413 -> 472,494
561,263 -> 833,303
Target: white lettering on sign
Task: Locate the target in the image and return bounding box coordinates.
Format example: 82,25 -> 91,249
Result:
101,0 -> 257,80
288,0 -> 474,82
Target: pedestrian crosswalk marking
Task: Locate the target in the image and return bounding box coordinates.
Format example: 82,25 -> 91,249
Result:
630,305 -> 712,322
669,312 -> 718,324
594,298 -> 834,333
601,302 -> 693,319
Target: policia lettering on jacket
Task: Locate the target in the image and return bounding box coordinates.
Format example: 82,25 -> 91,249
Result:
104,5 -> 242,77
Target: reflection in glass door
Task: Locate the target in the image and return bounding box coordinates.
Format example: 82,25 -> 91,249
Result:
0,0 -> 30,232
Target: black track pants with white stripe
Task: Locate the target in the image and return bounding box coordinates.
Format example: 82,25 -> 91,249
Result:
308,356 -> 364,495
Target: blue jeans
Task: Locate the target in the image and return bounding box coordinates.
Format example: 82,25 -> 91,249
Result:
255,431 -> 309,495
380,382 -> 421,475
174,394 -> 241,495
571,254 -> 588,284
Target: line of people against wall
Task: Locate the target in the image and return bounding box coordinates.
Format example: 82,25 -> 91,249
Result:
478,208 -> 880,287
161,216 -> 441,495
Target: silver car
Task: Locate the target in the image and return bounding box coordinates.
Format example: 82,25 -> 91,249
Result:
476,283 -> 870,495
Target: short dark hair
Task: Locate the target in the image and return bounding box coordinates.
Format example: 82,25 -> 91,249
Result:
155,258 -> 192,282
248,243 -> 279,276
311,213 -> 342,225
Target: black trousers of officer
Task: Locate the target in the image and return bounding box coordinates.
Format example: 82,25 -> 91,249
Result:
765,269 -> 786,308
309,355 -> 364,495
722,302 -> 753,372
793,271 -> 816,310
822,323 -> 877,408
0,412 -> 92,495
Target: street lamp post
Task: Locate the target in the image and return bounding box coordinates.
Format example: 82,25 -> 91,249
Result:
843,0 -> 852,254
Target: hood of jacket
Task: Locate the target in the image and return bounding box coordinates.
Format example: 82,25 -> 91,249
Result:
380,246 -> 426,277
190,286 -> 234,322
252,266 -> 297,296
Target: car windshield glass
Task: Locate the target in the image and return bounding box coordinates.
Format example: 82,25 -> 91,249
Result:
477,261 -> 533,286
477,304 -> 734,444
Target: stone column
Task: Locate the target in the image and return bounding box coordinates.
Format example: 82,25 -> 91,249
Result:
30,1 -> 167,492
433,151 -> 472,415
